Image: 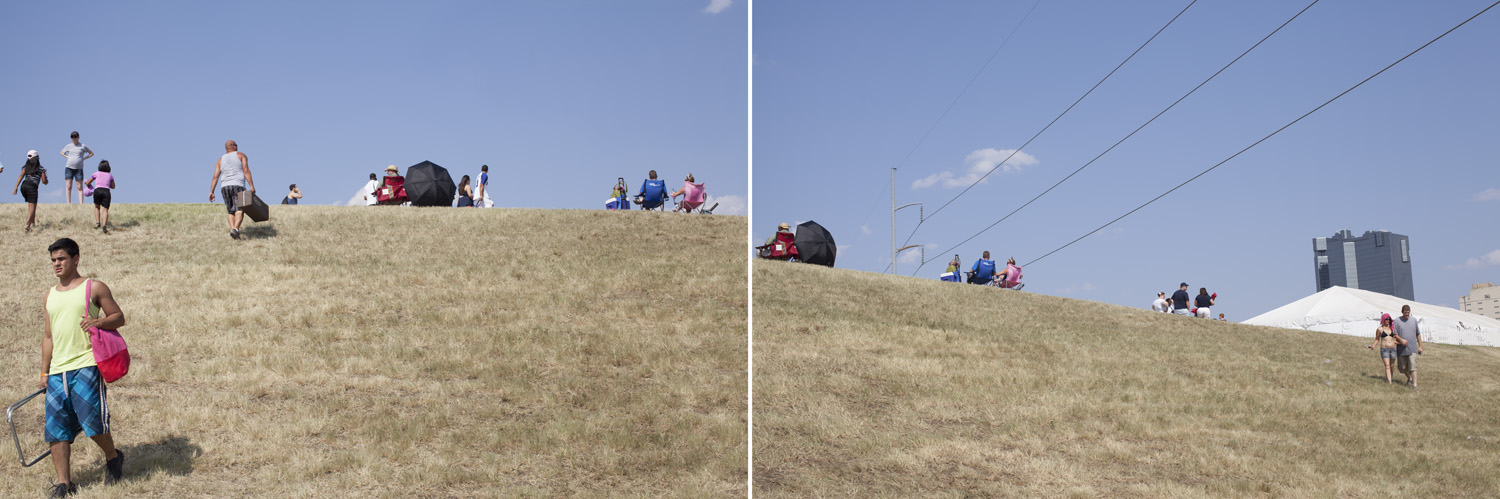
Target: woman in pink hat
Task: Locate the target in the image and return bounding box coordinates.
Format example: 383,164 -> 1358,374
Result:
11,150 -> 49,232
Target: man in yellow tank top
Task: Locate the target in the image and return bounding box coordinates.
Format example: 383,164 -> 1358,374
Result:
40,238 -> 127,497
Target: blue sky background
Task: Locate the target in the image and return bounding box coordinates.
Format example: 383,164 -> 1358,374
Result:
0,1 -> 746,213
754,0 -> 1500,318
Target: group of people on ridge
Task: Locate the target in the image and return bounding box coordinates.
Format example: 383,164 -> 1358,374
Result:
356,164 -> 494,208
7,132 -> 118,234
609,170 -> 707,212
1153,283 -> 1220,320
944,251 -> 1022,289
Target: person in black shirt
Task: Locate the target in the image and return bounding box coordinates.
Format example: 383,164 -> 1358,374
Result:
1194,287 -> 1215,318
1171,283 -> 1192,316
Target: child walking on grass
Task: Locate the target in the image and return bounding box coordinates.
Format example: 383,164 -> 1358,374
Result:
1367,313 -> 1405,384
86,161 -> 115,234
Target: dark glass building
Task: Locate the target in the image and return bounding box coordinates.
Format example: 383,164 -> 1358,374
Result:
1312,230 -> 1414,300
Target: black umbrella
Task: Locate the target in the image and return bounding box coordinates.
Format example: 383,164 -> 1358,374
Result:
794,221 -> 836,267
405,161 -> 457,207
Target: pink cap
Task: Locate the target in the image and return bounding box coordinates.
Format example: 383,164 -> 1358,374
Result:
27,150 -> 38,158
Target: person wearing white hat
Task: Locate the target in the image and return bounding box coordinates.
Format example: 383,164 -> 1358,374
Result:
11,150 -> 50,232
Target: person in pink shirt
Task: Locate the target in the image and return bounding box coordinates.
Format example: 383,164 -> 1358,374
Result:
670,173 -> 706,212
85,161 -> 117,234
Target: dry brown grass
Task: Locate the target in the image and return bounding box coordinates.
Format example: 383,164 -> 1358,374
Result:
0,203 -> 746,497
753,260 -> 1500,498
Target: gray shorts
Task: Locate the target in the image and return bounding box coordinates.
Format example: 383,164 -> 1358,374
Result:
1380,348 -> 1397,360
221,186 -> 245,214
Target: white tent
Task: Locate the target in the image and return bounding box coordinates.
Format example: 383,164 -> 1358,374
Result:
1245,286 -> 1500,347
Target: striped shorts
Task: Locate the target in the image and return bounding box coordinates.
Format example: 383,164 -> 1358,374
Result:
221,185 -> 245,214
45,366 -> 111,443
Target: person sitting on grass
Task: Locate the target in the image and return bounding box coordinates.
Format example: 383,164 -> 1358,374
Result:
85,161 -> 116,233
39,238 -> 127,497
281,184 -> 301,205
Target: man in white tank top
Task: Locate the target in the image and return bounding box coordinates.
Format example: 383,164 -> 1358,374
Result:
208,140 -> 257,239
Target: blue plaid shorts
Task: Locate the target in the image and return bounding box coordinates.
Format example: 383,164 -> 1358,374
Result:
45,366 -> 110,443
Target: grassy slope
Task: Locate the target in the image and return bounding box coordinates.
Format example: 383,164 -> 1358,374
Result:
754,261 -> 1500,498
0,203 -> 746,498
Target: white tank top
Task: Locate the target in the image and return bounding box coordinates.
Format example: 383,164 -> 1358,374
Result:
219,152 -> 246,188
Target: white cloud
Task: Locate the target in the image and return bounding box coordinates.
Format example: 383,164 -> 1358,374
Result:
1473,188 -> 1500,202
861,224 -> 872,235
706,194 -> 745,215
1446,249 -> 1500,270
912,148 -> 1038,190
836,244 -> 850,256
346,188 -> 370,206
1056,282 -> 1096,295
704,0 -> 732,14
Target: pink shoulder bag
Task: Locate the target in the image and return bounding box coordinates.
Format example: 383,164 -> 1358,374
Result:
84,279 -> 130,383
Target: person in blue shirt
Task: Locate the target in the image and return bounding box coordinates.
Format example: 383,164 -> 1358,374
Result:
968,251 -> 997,285
635,170 -> 667,210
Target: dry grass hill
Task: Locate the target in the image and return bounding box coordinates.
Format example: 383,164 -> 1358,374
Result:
754,260 -> 1500,497
0,203 -> 746,497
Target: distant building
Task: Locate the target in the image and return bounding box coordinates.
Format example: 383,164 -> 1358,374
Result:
1312,230 -> 1413,300
1460,283 -> 1500,320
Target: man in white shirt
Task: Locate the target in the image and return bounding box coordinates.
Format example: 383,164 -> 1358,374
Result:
1151,292 -> 1170,312
361,173 -> 379,206
59,131 -> 94,204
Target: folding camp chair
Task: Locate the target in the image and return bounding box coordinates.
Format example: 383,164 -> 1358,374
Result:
675,182 -> 713,214
8,388 -> 50,467
636,178 -> 669,211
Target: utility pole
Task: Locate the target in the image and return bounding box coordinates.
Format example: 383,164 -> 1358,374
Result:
891,168 -> 923,274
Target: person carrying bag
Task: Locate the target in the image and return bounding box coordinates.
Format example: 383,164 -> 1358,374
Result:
84,279 -> 130,382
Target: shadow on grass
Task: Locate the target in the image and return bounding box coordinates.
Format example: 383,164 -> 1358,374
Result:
64,434 -> 202,487
121,435 -> 203,480
241,224 -> 278,239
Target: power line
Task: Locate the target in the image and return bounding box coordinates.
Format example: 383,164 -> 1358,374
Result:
914,0 -> 1200,231
876,0 -> 1044,273
909,0 -> 1320,275
1021,0 -> 1500,269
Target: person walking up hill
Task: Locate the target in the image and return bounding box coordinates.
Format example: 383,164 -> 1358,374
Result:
85,161 -> 116,233
208,140 -> 256,239
12,151 -> 49,233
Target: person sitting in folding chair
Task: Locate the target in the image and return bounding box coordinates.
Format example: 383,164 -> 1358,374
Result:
634,170 -> 668,211
756,223 -> 798,260
375,165 -> 408,205
671,173 -> 707,213
966,251 -> 998,285
995,257 -> 1024,290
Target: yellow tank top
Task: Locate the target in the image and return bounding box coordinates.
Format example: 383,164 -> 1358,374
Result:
47,279 -> 100,374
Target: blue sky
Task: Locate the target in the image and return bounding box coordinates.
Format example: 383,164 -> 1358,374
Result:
754,0 -> 1500,318
0,1 -> 746,213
